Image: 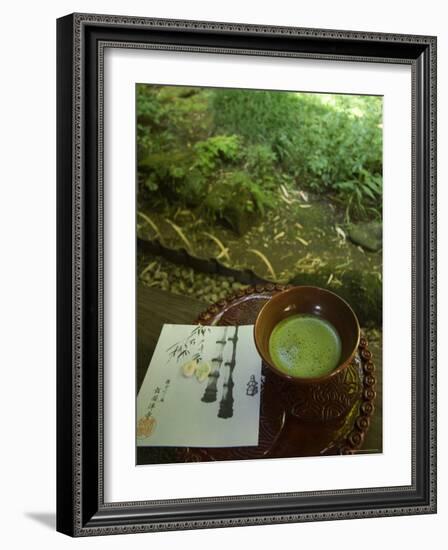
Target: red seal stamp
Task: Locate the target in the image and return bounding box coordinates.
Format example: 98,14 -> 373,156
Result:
137,416 -> 157,439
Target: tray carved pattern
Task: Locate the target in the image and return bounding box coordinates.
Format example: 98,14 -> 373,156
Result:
179,284 -> 376,461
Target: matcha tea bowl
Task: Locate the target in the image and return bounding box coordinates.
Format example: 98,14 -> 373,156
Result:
254,286 -> 360,384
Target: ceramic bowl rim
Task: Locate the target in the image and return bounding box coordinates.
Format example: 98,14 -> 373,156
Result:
253,285 -> 361,384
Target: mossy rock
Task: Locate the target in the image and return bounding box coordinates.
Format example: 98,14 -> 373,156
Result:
221,205 -> 259,235
348,222 -> 382,252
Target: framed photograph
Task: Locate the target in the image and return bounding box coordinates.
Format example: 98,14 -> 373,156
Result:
56,13 -> 437,536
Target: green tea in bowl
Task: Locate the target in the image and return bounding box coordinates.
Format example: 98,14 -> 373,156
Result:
253,286 -> 360,384
268,314 -> 342,379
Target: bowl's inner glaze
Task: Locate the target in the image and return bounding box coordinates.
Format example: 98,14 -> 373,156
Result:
254,286 -> 360,382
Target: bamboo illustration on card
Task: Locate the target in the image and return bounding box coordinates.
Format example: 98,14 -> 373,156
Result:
201,326 -> 228,403
137,324 -> 261,448
218,325 -> 239,419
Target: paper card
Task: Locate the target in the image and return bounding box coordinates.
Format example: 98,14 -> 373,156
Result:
136,324 -> 262,447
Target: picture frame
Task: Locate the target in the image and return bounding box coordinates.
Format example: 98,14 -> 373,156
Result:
56,12 -> 437,536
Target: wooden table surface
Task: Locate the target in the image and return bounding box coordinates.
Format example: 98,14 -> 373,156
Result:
137,284 -> 208,392
137,283 -> 382,463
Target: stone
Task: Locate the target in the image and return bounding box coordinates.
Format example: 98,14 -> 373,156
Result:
348,222 -> 382,252
221,206 -> 258,235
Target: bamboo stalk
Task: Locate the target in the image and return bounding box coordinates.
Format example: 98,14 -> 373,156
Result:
202,231 -> 230,262
137,211 -> 161,239
165,218 -> 193,252
248,248 -> 277,281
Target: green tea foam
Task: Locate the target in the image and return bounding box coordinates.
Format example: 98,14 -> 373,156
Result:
268,314 -> 342,378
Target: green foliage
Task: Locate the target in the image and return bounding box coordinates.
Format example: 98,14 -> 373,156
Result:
136,85 -> 210,160
211,89 -> 298,152
210,90 -> 382,220
203,170 -> 271,216
287,94 -> 383,220
200,170 -> 273,235
333,170 -> 382,222
243,144 -> 278,186
192,135 -> 241,173
137,84 -> 383,226
139,131 -> 272,224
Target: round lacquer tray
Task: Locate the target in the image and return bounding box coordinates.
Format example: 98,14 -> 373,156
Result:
178,284 -> 376,462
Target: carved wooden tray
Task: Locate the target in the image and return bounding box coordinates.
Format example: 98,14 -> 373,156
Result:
178,284 -> 376,462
